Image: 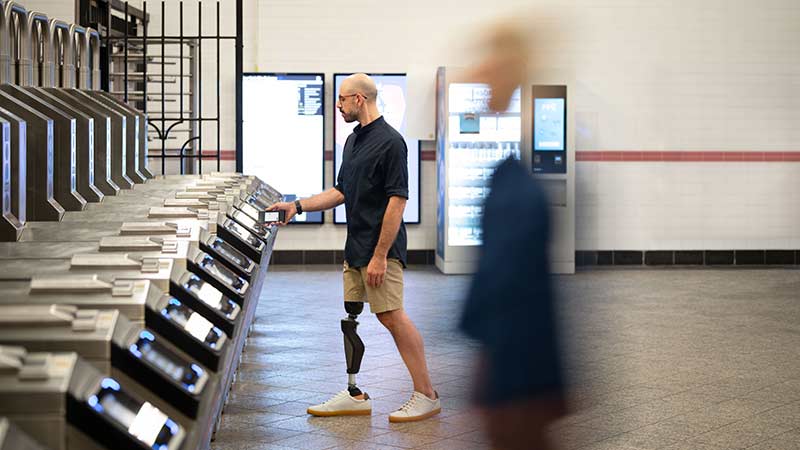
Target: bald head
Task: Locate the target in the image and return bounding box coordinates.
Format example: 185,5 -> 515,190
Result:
341,73 -> 378,103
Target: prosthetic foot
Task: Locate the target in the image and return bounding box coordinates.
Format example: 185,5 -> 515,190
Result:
307,301 -> 372,417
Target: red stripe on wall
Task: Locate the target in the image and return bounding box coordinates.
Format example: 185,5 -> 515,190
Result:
200,150 -> 236,161
172,150 -> 800,163
575,151 -> 800,162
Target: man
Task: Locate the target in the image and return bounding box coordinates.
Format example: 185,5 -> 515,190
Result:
268,73 -> 440,423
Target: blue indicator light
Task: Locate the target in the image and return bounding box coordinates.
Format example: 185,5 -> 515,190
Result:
87,395 -> 100,411
190,364 -> 203,374
139,330 -> 155,341
100,378 -> 120,391
165,419 -> 180,434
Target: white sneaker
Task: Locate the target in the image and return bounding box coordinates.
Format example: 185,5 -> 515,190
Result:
307,390 -> 372,417
388,391 -> 441,423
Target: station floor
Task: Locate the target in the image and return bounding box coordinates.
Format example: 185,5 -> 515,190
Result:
212,266 -> 800,450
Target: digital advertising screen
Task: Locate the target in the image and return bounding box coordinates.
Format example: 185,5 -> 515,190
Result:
333,73 -> 420,224
242,73 -> 324,223
534,98 -> 565,151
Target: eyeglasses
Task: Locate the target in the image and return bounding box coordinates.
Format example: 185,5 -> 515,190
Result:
338,93 -> 365,103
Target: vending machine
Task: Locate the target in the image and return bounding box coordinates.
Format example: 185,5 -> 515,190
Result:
434,67 -> 522,274
435,67 -> 575,274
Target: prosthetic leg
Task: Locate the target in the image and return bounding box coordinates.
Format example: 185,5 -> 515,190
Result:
342,301 -> 367,397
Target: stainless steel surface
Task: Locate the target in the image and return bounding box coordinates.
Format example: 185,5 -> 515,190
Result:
0,305 -> 116,361
45,88 -> 121,196
0,416 -> 49,450
28,87 -> 103,203
0,107 -> 26,229
66,89 -> 134,190
85,91 -> 147,183
0,350 -> 77,450
0,277 -> 153,322
96,90 -> 154,179
0,91 -> 64,221
19,221 -> 125,242
0,117 -> 22,241
0,84 -> 86,212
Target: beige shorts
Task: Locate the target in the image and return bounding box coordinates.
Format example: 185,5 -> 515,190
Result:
343,259 -> 404,314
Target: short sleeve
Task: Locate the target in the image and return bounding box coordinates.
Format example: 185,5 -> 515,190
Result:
383,138 -> 409,199
334,166 -> 345,194
335,136 -> 352,194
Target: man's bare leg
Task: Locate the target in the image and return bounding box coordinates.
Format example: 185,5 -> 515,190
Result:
376,309 -> 435,399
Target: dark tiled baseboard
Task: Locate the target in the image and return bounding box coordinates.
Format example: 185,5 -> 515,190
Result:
271,249 -> 799,267
577,250 -> 800,267
270,250 -> 436,265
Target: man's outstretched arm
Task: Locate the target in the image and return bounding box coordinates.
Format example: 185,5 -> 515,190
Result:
268,187 -> 345,225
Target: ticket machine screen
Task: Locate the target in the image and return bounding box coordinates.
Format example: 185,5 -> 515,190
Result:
162,298 -> 226,349
184,275 -> 239,319
88,378 -> 182,448
130,330 -> 205,392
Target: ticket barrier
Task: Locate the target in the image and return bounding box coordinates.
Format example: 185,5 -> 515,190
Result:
43,88 -> 124,196
215,212 -> 267,264
29,88 -> 103,203
185,242 -> 249,305
198,228 -> 257,282
0,85 -> 87,212
0,305 -> 216,424
0,348 -> 186,450
0,276 -> 236,442
0,91 -> 64,221
0,117 -> 24,241
19,218 -> 202,243
82,93 -> 146,184
0,109 -> 26,236
88,91 -> 153,180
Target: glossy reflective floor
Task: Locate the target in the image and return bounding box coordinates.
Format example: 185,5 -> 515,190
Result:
213,266 -> 800,450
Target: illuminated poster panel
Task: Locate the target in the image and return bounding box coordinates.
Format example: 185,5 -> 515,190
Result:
333,73 -> 420,224
243,73 -> 324,223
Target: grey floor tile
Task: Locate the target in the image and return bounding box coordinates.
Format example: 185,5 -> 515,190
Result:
361,430 -> 443,448
268,431 -> 355,449
215,267 -> 800,450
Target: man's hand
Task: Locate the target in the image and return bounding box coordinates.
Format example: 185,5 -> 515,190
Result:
267,201 -> 296,225
366,254 -> 388,288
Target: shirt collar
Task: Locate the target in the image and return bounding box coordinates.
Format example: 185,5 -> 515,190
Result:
353,116 -> 385,136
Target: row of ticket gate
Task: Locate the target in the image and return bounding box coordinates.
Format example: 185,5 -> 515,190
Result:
0,2 -> 287,448
0,172 -> 283,450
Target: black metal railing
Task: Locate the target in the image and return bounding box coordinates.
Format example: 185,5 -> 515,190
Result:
79,0 -> 241,175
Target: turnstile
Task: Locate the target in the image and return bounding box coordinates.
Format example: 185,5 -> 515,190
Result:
0,305 -> 216,425
84,92 -> 146,184
0,85 -> 86,211
44,88 -> 121,196
28,87 -> 102,203
0,348 -> 186,450
0,117 -> 23,241
0,91 -> 63,221
0,108 -> 26,230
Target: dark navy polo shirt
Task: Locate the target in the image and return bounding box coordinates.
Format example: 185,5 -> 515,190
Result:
335,116 -> 409,268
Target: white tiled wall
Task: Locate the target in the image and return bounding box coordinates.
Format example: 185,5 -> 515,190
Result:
21,0 -> 800,251
576,163 -> 800,250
